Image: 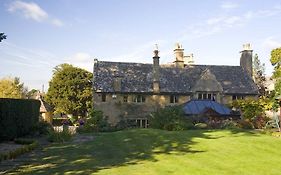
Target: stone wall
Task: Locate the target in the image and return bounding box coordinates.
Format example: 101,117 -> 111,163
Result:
93,93 -> 190,125
94,92 -> 257,125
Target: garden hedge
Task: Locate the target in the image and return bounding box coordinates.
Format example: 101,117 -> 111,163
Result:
0,98 -> 40,140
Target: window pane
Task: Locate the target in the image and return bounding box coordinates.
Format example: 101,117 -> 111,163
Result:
102,94 -> 106,102
213,94 -> 216,101
123,95 -> 128,102
142,96 -> 146,102
198,93 -> 202,99
207,94 -> 212,99
175,96 -> 179,103
203,93 -> 207,99
170,95 -> 174,103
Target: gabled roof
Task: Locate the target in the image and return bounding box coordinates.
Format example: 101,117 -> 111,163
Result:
182,100 -> 232,115
93,61 -> 258,94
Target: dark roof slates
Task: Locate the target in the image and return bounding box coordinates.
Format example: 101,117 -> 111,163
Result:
93,61 -> 258,94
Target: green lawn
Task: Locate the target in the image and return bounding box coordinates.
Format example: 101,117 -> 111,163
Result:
9,129 -> 281,175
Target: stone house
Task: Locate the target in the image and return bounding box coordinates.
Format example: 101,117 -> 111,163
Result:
93,43 -> 258,127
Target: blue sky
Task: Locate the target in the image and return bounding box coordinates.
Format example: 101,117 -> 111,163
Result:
1,0 -> 281,91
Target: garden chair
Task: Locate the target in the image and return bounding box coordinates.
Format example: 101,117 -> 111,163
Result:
265,112 -> 280,132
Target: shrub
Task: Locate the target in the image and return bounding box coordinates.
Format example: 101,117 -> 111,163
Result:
0,98 -> 40,141
251,115 -> 270,129
30,121 -> 54,135
149,106 -> 192,131
221,120 -> 239,129
14,138 -> 35,144
77,109 -> 112,133
47,130 -> 73,143
237,119 -> 254,129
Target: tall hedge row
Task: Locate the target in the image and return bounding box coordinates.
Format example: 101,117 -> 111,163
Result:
0,98 -> 40,141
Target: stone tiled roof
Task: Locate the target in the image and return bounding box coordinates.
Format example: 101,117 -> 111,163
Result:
93,61 -> 258,94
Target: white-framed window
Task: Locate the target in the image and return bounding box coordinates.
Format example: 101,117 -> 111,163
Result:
170,95 -> 179,103
198,92 -> 217,100
133,95 -> 146,103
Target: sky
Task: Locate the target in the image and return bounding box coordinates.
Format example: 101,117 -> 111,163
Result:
1,0 -> 281,91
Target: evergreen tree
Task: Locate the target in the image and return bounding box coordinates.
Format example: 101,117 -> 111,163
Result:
253,54 -> 266,96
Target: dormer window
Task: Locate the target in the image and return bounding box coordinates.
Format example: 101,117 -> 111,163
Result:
198,92 -> 216,100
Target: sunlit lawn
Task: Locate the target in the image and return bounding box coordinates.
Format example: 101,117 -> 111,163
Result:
9,129 -> 281,175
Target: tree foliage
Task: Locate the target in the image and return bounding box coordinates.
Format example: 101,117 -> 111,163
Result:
253,54 -> 266,96
0,33 -> 7,42
270,47 -> 281,98
0,77 -> 27,98
46,64 -> 93,117
149,106 -> 193,131
232,97 -> 272,120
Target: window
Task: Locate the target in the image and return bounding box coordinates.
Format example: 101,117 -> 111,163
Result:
232,95 -> 244,100
170,95 -> 179,103
128,119 -> 148,128
123,95 -> 128,102
133,95 -> 146,103
101,94 -> 106,102
198,93 -> 217,100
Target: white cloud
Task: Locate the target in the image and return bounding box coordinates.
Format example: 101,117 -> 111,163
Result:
262,37 -> 281,50
8,0 -> 63,27
220,2 -> 238,10
8,0 -> 48,22
181,5 -> 281,41
66,52 -> 93,71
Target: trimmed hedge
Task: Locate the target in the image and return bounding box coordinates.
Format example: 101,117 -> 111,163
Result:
0,98 -> 40,141
0,139 -> 38,162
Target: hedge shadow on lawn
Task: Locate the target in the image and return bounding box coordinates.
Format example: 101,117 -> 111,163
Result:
10,129 -> 261,174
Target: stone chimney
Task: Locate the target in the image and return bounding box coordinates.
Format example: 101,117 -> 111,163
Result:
174,43 -> 185,68
184,53 -> 194,65
113,71 -> 122,92
240,43 -> 253,78
153,44 -> 160,93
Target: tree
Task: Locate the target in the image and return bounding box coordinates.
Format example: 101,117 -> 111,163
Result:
0,77 -> 27,98
0,33 -> 7,42
270,47 -> 281,97
45,64 -> 93,117
253,54 -> 266,96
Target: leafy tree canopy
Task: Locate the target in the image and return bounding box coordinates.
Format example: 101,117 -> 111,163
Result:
0,77 -> 27,98
0,33 -> 7,42
46,64 -> 93,117
253,54 -> 266,96
270,48 -> 281,101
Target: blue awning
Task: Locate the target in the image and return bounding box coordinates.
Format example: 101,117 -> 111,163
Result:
183,100 -> 232,116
